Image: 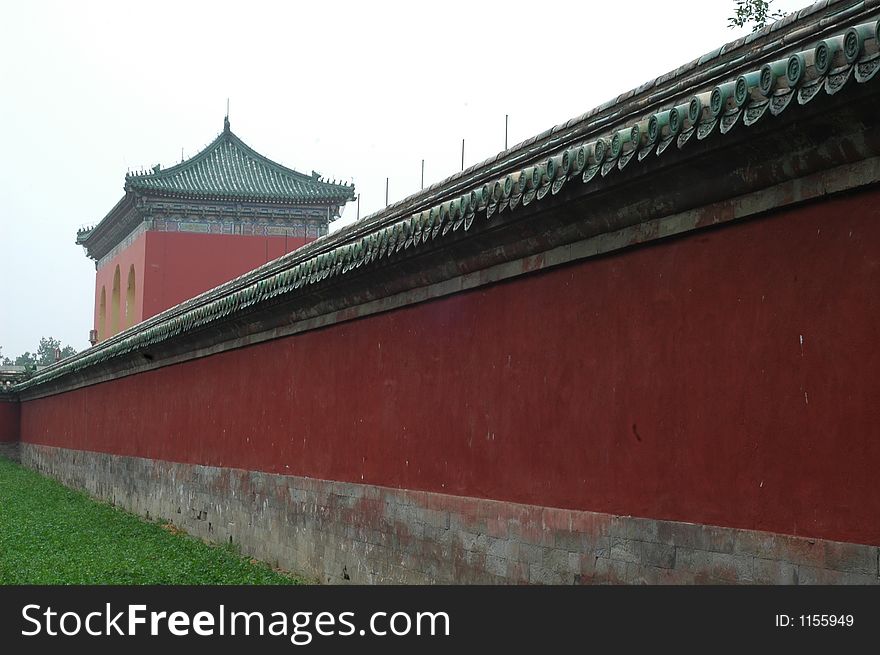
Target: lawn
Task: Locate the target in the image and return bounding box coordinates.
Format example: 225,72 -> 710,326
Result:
0,456 -> 303,584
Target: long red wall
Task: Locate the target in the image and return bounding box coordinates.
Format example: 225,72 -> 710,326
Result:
0,400 -> 20,442
23,188 -> 880,545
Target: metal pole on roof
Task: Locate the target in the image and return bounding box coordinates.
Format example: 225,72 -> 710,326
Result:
461,139 -> 465,171
385,178 -> 389,206
505,114 -> 508,150
357,194 -> 361,220
421,159 -> 424,190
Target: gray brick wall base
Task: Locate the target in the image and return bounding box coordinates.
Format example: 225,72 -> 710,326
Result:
17,443 -> 880,585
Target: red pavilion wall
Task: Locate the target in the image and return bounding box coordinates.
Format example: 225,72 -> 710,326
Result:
93,231 -> 311,340
24,188 -> 880,546
94,232 -> 147,340
141,232 -> 309,321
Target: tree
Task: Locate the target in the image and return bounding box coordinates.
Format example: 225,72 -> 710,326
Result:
13,352 -> 37,368
34,337 -> 77,365
0,338 -> 77,368
729,0 -> 785,32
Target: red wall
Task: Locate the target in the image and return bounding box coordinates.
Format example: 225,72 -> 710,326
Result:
141,232 -> 308,320
25,188 -> 880,545
0,401 -> 20,442
94,232 -> 147,339
93,232 -> 310,341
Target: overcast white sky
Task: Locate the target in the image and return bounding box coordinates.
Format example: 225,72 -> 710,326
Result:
0,0 -> 807,357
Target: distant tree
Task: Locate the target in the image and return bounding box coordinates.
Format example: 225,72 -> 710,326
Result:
0,338 -> 77,368
35,337 -> 77,366
13,352 -> 37,368
729,0 -> 785,31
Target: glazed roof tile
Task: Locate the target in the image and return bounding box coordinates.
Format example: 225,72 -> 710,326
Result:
124,119 -> 355,204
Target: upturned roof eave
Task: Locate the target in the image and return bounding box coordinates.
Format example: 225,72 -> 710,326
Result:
76,192 -> 137,255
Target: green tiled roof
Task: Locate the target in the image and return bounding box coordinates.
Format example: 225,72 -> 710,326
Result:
124,119 -> 355,203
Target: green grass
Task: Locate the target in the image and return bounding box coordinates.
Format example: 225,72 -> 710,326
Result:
0,457 -> 304,584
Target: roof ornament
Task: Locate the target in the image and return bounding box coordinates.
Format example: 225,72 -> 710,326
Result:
152,164 -> 161,174
224,115 -> 230,133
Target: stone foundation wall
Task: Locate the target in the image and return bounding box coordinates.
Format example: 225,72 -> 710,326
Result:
18,443 -> 880,585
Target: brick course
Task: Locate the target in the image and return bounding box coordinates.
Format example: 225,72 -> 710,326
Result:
15,443 -> 879,585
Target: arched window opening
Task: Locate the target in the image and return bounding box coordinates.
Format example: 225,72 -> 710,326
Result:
125,265 -> 136,328
110,265 -> 121,336
98,287 -> 107,342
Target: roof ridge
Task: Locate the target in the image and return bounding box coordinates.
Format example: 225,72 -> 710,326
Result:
125,126 -> 351,193
125,130 -> 226,181
119,125 -> 355,203
223,130 -> 314,184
